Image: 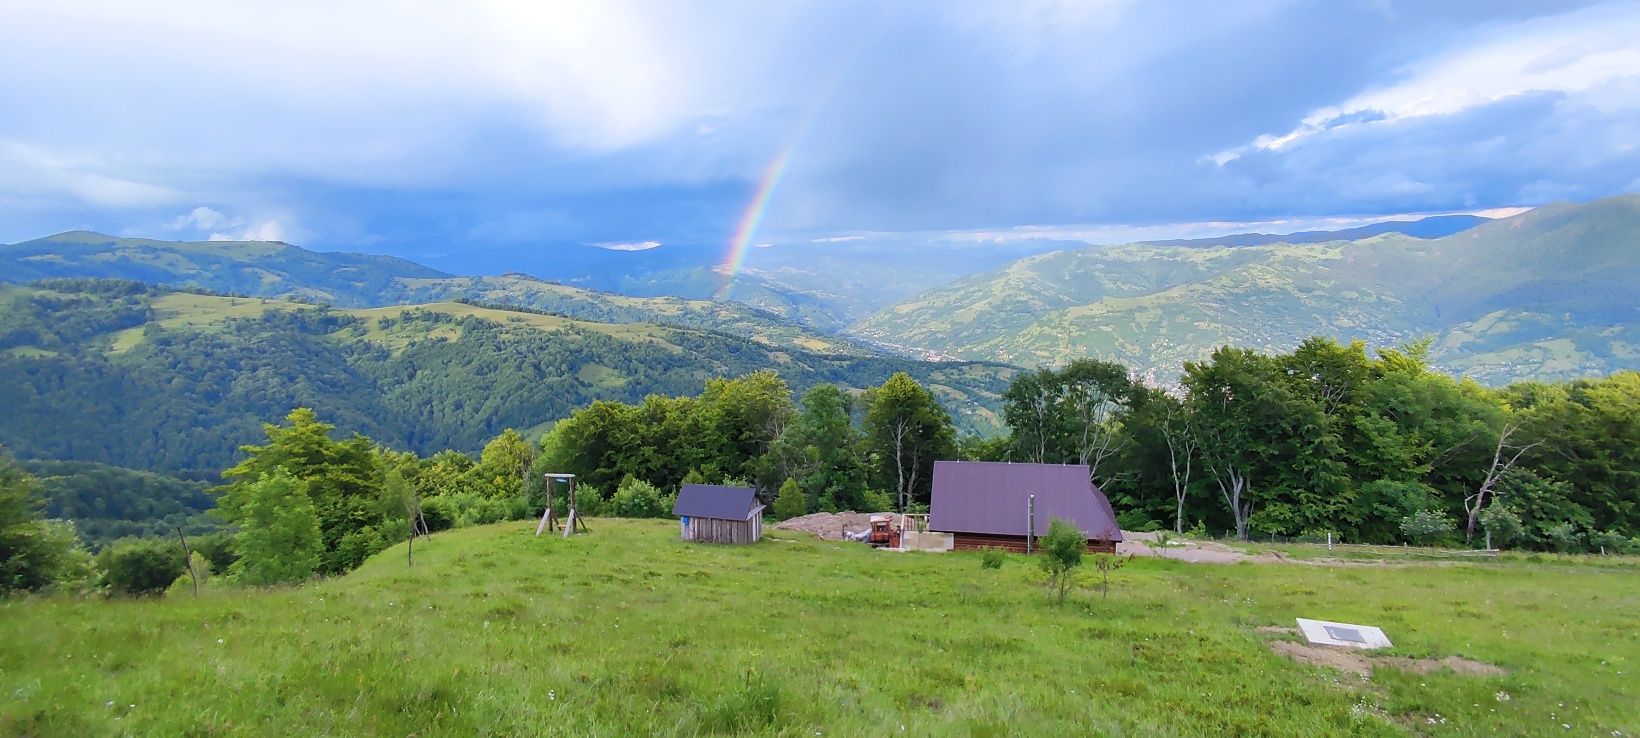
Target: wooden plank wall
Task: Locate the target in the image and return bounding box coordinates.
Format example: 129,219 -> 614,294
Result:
682,512 -> 763,544
951,532 -> 1116,554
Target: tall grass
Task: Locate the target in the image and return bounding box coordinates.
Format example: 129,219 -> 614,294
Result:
2,519 -> 1635,736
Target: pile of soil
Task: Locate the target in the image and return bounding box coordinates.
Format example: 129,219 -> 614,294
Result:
774,512 -> 882,540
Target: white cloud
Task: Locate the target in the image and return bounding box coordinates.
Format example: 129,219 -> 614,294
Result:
591,240 -> 662,251
170,206 -> 234,231
1214,3 -> 1640,164
207,219 -> 292,243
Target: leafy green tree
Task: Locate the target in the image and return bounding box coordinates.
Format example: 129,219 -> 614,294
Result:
765,384 -> 868,511
864,373 -> 956,511
1039,518 -> 1085,603
1003,368 -> 1062,463
1055,358 -> 1137,485
471,429 -> 533,500
773,478 -> 806,521
221,408 -> 383,574
223,471 -> 323,586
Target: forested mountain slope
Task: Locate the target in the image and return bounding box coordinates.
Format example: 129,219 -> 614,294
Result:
0,281 -> 1013,476
853,196 -> 1640,383
0,232 -> 867,356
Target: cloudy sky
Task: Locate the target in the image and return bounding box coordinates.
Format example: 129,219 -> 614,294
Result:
2,0 -> 1637,259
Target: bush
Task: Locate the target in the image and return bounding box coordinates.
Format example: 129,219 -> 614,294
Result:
1588,529 -> 1640,555
99,538 -> 185,596
1039,518 -> 1085,603
610,478 -> 668,519
419,496 -> 456,532
1479,505 -> 1525,548
1398,509 -> 1453,546
37,520 -> 101,595
980,548 -> 1006,570
1541,522 -> 1585,553
166,552 -> 214,596
772,479 -> 805,521
190,531 -> 239,574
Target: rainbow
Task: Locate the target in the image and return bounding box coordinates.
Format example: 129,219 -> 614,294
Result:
714,146 -> 794,300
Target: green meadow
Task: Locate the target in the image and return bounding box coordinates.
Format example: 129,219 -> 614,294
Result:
3,520 -> 1636,737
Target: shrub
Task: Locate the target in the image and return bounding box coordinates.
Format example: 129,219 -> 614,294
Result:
1478,505 -> 1525,548
610,478 -> 668,519
1541,522 -> 1585,554
37,520 -> 101,595
419,496 -> 456,532
1587,529 -> 1637,555
772,479 -> 805,521
1398,509 -> 1453,546
1184,520 -> 1207,539
2,461 -> 100,594
980,548 -> 1006,570
166,552 -> 214,596
100,538 -> 185,596
190,531 -> 240,574
1039,518 -> 1085,603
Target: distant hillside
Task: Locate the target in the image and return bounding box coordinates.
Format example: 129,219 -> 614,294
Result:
0,281 -> 1014,475
0,231 -> 871,356
852,196 -> 1640,384
1142,213 -> 1490,247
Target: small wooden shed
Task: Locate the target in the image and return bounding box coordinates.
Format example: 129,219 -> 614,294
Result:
672,484 -> 765,544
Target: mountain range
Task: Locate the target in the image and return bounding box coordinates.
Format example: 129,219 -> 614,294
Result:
0,281 -> 1014,476
851,196 -> 1639,384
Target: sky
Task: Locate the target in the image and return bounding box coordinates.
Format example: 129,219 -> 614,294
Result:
2,0 -> 1638,261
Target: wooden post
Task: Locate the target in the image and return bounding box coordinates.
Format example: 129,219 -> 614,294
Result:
175,526 -> 200,597
1026,494 -> 1035,554
1327,531 -> 1333,551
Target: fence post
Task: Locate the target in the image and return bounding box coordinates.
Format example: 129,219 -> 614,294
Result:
1026,494 -> 1035,554
1327,531 -> 1332,551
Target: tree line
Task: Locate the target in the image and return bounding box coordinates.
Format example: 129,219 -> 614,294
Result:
986,338 -> 1638,552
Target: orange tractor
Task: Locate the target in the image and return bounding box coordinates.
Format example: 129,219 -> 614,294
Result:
867,515 -> 902,548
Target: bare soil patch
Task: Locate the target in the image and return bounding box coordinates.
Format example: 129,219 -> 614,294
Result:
1267,640 -> 1506,678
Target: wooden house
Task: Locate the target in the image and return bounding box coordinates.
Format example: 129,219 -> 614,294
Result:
672,484 -> 765,544
928,461 -> 1122,553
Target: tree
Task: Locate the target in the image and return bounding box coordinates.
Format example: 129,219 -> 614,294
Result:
864,373 -> 956,511
2,457 -> 100,594
1398,509 -> 1453,546
1003,369 -> 1060,463
223,471 -> 323,586
1461,422 -> 1541,543
471,429 -> 533,500
221,408 -> 384,574
773,478 -> 806,521
1155,393 -> 1197,534
764,385 -> 869,512
1056,359 -> 1136,486
1479,505 -> 1524,549
1039,518 -> 1085,603
380,465 -> 424,567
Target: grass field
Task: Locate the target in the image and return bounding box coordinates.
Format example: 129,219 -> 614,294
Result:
2,520 -> 1636,737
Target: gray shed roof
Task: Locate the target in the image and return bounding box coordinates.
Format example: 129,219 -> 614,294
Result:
928,461 -> 1123,541
672,484 -> 764,521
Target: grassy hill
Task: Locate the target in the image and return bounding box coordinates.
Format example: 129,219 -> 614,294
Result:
0,281 -> 1014,475
852,196 -> 1640,383
2,519 -> 1635,735
0,232 -> 869,357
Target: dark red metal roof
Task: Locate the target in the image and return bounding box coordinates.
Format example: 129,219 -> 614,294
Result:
672,484 -> 763,521
928,461 -> 1123,541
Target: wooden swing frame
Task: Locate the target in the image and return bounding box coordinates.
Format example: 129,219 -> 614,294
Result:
535,473 -> 590,537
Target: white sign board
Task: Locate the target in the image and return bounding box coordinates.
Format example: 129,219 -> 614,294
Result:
1296,618 -> 1392,650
